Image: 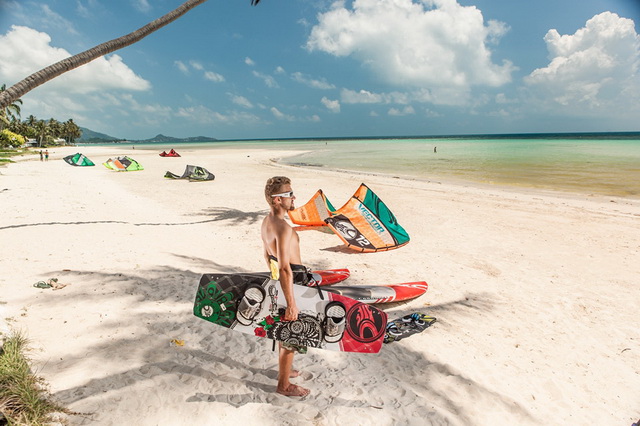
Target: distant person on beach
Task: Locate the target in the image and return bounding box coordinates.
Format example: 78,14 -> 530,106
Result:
39,150 -> 43,161
434,146 -> 437,153
44,150 -> 49,161
261,176 -> 310,398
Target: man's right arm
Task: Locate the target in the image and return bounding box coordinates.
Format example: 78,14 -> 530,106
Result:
275,225 -> 299,321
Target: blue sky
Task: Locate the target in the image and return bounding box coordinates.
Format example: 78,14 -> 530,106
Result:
1,0 -> 639,140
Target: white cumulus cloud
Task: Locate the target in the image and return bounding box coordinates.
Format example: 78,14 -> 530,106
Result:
0,25 -> 153,132
229,93 -> 254,109
176,105 -> 261,125
189,61 -> 204,71
0,26 -> 151,95
76,1 -> 91,19
132,0 -> 151,13
174,60 -> 224,82
204,71 -> 225,83
341,88 -> 440,105
291,72 -> 335,90
270,107 -> 295,121
388,106 -> 415,116
253,71 -> 279,88
340,89 -> 386,104
321,97 -> 341,112
524,12 -> 640,116
41,4 -> 79,34
174,60 -> 189,74
307,0 -> 514,102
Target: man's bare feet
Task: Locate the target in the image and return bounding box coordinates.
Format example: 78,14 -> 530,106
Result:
277,369 -> 301,380
276,384 -> 310,397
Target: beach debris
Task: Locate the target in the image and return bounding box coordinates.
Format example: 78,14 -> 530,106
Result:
32,278 -> 69,290
170,339 -> 185,347
51,282 -> 69,290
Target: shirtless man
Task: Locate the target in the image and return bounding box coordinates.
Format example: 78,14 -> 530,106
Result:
261,176 -> 311,398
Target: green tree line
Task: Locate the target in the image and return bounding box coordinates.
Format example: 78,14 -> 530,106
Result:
0,84 -> 82,148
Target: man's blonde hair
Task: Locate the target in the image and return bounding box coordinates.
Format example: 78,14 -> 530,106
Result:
265,176 -> 291,206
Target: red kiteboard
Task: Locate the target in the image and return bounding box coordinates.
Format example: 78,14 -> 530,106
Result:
323,281 -> 428,304
309,268 -> 350,286
257,268 -> 351,287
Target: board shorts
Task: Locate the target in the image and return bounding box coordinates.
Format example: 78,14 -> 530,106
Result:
268,255 -> 311,286
281,341 -> 308,355
268,255 -> 308,355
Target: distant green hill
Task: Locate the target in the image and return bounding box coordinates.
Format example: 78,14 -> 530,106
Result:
138,134 -> 218,143
78,127 -> 120,142
78,128 -> 218,143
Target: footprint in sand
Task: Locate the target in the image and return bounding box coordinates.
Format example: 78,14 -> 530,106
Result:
472,260 -> 501,277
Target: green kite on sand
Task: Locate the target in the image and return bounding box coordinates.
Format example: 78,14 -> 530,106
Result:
103,156 -> 144,171
63,153 -> 95,166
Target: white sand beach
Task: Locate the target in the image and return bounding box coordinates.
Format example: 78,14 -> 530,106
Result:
1,145 -> 639,425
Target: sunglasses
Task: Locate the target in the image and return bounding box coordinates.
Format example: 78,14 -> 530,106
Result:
271,191 -> 294,198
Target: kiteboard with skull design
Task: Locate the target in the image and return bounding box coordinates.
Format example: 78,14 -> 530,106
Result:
193,273 -> 387,353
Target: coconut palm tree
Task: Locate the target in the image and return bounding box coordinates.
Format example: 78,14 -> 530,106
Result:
62,119 -> 82,144
47,118 -> 62,143
7,117 -> 27,136
0,0 -> 262,110
34,120 -> 50,147
23,116 -> 39,140
0,84 -> 22,130
25,115 -> 37,128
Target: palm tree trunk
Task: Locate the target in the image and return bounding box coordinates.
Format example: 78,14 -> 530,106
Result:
0,0 -> 210,110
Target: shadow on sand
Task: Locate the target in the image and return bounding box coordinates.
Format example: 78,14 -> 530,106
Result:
21,258 -> 533,424
0,207 -> 268,231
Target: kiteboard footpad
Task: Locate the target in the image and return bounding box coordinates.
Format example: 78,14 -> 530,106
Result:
323,301 -> 346,343
236,284 -> 266,325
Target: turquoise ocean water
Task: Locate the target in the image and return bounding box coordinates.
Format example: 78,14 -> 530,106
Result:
108,133 -> 640,198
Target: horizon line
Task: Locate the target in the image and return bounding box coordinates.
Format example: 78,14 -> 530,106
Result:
80,130 -> 640,143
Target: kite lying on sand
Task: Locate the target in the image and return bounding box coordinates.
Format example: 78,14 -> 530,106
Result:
288,183 -> 410,252
63,153 -> 95,166
164,165 -> 215,181
159,149 -> 181,157
103,156 -> 144,171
